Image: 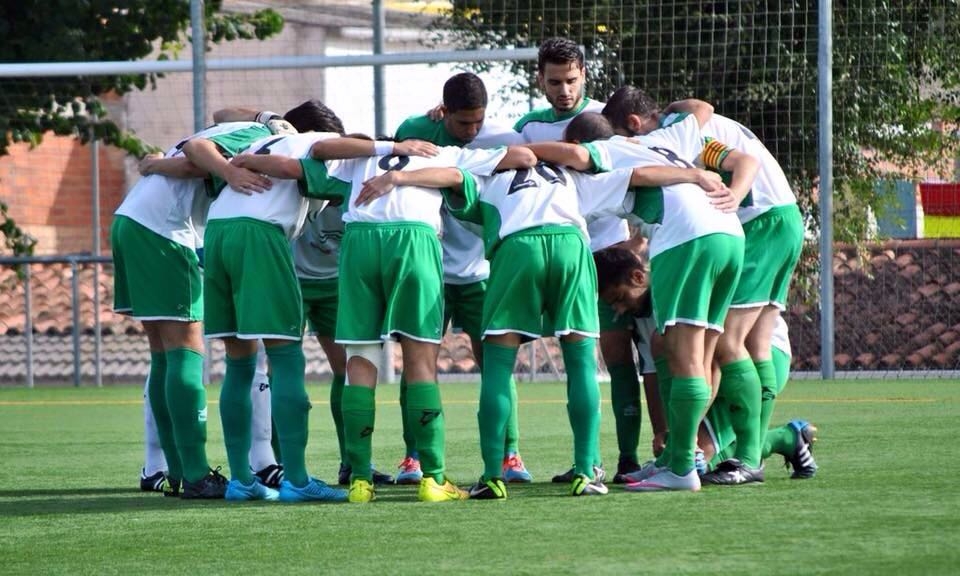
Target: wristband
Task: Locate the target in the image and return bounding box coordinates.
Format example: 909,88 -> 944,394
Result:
255,110 -> 282,124
373,141 -> 395,156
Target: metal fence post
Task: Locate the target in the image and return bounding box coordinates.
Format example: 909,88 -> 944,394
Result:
24,263 -> 34,388
70,258 -> 81,386
818,0 -> 835,379
91,130 -> 103,387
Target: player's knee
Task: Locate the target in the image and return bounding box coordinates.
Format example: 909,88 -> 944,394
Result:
345,344 -> 381,385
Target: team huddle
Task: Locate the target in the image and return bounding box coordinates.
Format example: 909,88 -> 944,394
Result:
114,38 -> 817,504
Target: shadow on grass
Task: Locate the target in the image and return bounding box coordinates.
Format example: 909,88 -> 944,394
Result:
0,490 -> 258,517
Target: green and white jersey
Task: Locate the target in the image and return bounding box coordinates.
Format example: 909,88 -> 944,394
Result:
450,163 -> 634,258
396,115 -> 520,284
300,146 -> 507,233
512,97 -> 605,144
583,116 -> 743,259
771,314 -> 791,356
207,132 -> 341,240
513,97 -> 628,252
115,122 -> 270,250
292,203 -> 344,280
665,113 -> 796,223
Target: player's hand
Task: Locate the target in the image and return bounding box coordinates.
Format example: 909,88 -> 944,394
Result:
225,163 -> 272,195
266,118 -> 298,135
356,171 -> 400,206
652,432 -> 667,457
394,139 -> 439,158
137,153 -> 165,176
704,185 -> 739,213
694,169 -> 724,192
426,102 -> 445,121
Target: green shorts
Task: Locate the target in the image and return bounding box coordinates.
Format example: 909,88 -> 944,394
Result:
650,233 -> 744,333
111,215 -> 202,322
203,218 -> 303,340
733,204 -> 803,309
444,280 -> 487,341
301,278 -> 338,338
485,226 -> 598,341
336,222 -> 444,344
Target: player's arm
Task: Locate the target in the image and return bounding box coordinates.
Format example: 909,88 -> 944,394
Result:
494,146 -> 537,170
701,139 -> 760,210
138,153 -> 207,179
213,108 -> 296,135
355,167 -> 464,206
310,137 -> 439,160
181,138 -> 273,194
628,166 -> 725,190
663,99 -> 714,127
525,142 -> 592,171
231,154 -> 303,180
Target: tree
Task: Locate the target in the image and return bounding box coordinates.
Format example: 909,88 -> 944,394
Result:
0,1 -> 284,256
431,1 -> 960,296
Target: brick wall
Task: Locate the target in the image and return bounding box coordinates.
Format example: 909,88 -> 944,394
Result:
0,136 -> 127,255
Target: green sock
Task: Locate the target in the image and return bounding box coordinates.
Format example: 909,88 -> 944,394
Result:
608,363 -> 641,463
763,424 -> 797,459
668,376 -> 710,476
399,375 -> 417,458
406,381 -> 445,484
562,339 -> 601,479
479,342 -> 517,480
329,373 -> 347,464
146,352 -> 182,481
503,376 -> 521,456
165,348 -> 209,483
653,357 -> 672,468
266,342 -> 310,487
720,359 -> 763,468
341,385 -> 375,482
755,359 -> 777,455
219,354 -> 257,484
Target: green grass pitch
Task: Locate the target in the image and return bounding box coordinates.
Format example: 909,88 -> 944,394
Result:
1,378 -> 958,575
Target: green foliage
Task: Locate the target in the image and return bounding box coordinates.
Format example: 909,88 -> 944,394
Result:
0,200 -> 36,258
0,1 -> 284,158
0,1 -> 284,252
432,1 -> 960,253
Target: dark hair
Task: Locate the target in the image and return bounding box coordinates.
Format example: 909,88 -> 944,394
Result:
564,112 -> 614,143
537,37 -> 584,72
593,244 -> 648,293
284,100 -> 346,135
601,86 -> 660,133
443,72 -> 488,113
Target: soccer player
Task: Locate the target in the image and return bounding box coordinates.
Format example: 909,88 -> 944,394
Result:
604,89 -> 805,484
394,71 -> 532,484
535,110 -> 758,492
701,314 -> 818,479
239,134 -> 535,503
185,100 -> 350,503
114,119 -> 273,499
513,37 -> 641,483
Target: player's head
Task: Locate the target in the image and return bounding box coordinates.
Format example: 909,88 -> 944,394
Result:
284,100 -> 346,135
440,72 -> 488,143
563,112 -> 614,143
593,243 -> 650,317
602,86 -> 660,136
537,37 -> 586,114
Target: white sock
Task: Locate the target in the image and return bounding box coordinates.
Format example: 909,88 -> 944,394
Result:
249,342 -> 277,472
143,373 -> 167,476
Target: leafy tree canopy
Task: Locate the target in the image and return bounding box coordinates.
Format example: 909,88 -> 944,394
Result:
432,0 -> 960,252
0,1 -> 283,256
